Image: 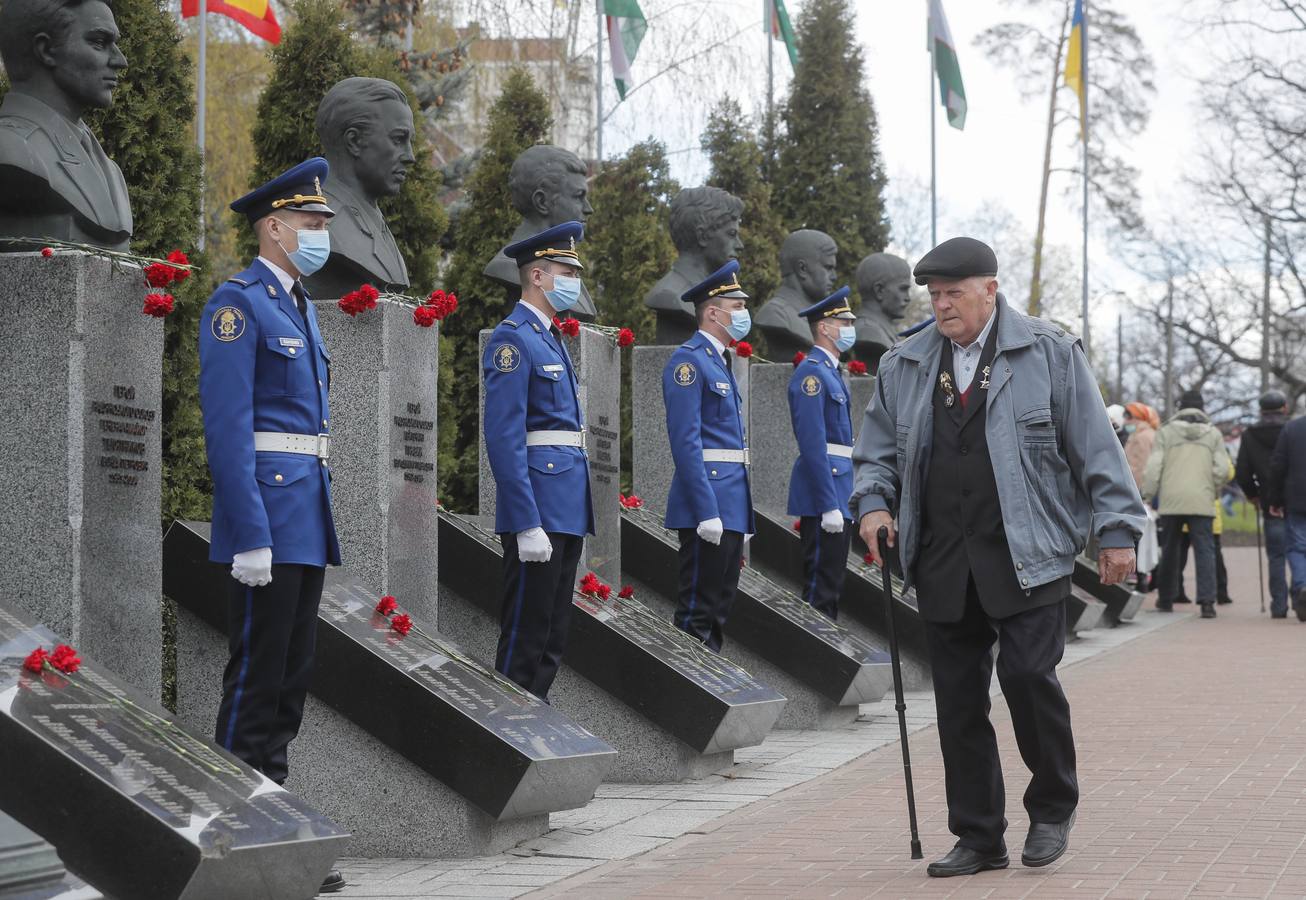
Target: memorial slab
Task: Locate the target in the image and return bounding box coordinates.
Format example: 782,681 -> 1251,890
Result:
621,506 -> 892,729
1073,554 -> 1143,624
0,251 -> 162,694
315,299 -> 439,622
164,522 -> 615,857
0,599 -> 346,900
1067,586 -> 1106,635
438,512 -> 787,782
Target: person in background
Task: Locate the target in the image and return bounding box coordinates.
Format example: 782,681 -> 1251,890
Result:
1106,404 -> 1128,448
1237,390 -> 1291,617
1123,402 -> 1161,591
1268,402 -> 1306,621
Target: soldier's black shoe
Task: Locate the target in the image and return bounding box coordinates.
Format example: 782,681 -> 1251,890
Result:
1200,603 -> 1217,619
319,870 -> 345,894
1022,812 -> 1075,868
926,843 -> 1009,877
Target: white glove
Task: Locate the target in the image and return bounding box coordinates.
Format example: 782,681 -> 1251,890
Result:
516,527 -> 553,563
696,517 -> 724,545
231,547 -> 273,586
744,533 -> 753,547
820,509 -> 845,534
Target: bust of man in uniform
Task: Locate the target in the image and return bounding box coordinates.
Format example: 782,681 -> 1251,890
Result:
645,186 -> 744,345
305,77 -> 414,299
854,251 -> 912,368
0,0 -> 133,251
483,145 -> 598,319
755,229 -> 837,361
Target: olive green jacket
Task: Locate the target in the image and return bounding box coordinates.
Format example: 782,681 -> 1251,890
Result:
1141,408 -> 1230,515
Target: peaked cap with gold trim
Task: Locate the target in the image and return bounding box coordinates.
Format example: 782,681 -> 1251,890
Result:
798,285 -> 855,321
681,259 -> 748,305
504,220 -> 586,270
230,157 -> 335,225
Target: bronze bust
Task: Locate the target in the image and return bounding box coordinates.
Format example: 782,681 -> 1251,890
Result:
854,251 -> 911,367
0,0 -> 133,251
305,77 -> 414,299
483,145 -> 598,319
755,229 -> 837,360
644,186 -> 744,345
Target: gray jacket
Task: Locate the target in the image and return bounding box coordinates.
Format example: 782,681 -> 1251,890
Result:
851,295 -> 1145,590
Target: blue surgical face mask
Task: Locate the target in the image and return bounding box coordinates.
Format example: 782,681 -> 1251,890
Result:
717,307 -> 751,341
834,325 -> 857,352
543,271 -> 582,311
274,219 -> 330,276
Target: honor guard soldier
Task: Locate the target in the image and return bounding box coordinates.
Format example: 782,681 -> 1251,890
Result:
787,286 -> 858,619
483,221 -> 595,700
663,260 -> 755,651
199,158 -> 344,892
853,237 -> 1143,878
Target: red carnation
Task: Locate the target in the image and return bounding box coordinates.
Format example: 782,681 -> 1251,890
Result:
618,493 -> 643,510
166,249 -> 191,281
22,647 -> 48,674
49,644 -> 81,674
579,572 -> 603,597
617,327 -> 636,348
413,305 -> 438,328
848,360 -> 868,376
339,284 -> 379,317
40,247 -> 54,258
596,583 -> 612,600
618,585 -> 634,599
864,553 -> 876,565
793,519 -> 802,532
792,351 -> 806,367
557,317 -> 580,337
143,293 -> 175,318
376,595 -> 398,616
424,290 -> 458,321
391,613 -> 413,636
734,340 -> 753,358
144,262 -> 175,287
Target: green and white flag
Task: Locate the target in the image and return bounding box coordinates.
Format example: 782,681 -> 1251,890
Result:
603,0 -> 646,101
928,0 -> 967,129
767,0 -> 799,70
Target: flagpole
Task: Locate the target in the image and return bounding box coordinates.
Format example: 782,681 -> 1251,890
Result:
197,0 -> 207,251
596,1 -> 604,165
1080,0 -> 1090,358
928,6 -> 937,247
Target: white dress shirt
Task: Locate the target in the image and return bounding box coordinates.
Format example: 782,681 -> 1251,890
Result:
698,329 -> 727,357
257,256 -> 297,296
814,344 -> 840,367
951,308 -> 997,393
521,299 -> 556,332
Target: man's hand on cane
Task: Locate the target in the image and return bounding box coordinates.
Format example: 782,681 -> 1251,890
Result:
860,510 -> 895,566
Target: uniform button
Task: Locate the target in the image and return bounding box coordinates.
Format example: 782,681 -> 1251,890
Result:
832,467 -> 838,474
546,462 -> 554,469
318,379 -> 323,387
322,419 -> 329,428
321,460 -> 327,466
711,469 -> 718,476
1016,562 -> 1024,570
274,473 -> 284,482
288,347 -> 296,355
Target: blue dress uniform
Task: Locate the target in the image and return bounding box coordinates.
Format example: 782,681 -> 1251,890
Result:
664,260 -> 755,651
787,287 -> 857,619
483,222 -> 595,699
199,158 -> 340,785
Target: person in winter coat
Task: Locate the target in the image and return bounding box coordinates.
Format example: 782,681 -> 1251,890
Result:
1123,402 -> 1159,492
1236,391 -> 1291,617
1141,389 -> 1232,618
1268,405 -> 1306,620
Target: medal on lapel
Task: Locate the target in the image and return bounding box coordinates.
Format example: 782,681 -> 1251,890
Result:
939,371 -> 955,408
980,365 -> 991,390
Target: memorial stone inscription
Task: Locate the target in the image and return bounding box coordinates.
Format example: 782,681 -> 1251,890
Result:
393,401 -> 435,484
93,384 -> 155,486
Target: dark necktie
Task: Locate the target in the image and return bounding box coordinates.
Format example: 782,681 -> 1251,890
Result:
550,324 -> 563,344
291,281 -> 309,326
723,349 -> 733,373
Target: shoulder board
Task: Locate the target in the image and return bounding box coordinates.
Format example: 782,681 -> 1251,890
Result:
226,276 -> 251,286
502,318 -> 521,328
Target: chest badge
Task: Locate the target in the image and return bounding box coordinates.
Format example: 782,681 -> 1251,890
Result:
801,375 -> 822,397
939,371 -> 955,408
674,362 -> 696,387
266,284 -> 277,298
211,306 -> 246,342
493,344 -> 521,373
980,365 -> 991,390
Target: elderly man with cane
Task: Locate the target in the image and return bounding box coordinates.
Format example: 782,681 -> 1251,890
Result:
852,238 -> 1145,877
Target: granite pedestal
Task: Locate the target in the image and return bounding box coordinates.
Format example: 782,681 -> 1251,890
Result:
438,512 -> 787,782
478,325 -> 622,585
315,299 -> 439,622
164,522 -> 615,857
1067,586 -> 1106,635
0,251 -> 162,694
1073,554 -> 1144,624
621,506 -> 892,729
0,599 -> 347,899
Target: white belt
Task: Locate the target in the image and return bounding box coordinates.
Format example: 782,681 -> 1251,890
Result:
526,430 -> 586,448
827,443 -> 853,458
254,432 -> 331,460
702,448 -> 750,465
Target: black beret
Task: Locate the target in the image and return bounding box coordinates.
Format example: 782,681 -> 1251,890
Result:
1259,390 -> 1287,411
913,237 -> 998,286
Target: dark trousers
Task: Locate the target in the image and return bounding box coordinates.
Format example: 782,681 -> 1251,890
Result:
675,529 -> 745,652
1158,515 -> 1217,604
496,532 -> 584,700
924,579 -> 1078,851
1264,514 -> 1289,614
215,564 -> 325,785
798,516 -> 851,620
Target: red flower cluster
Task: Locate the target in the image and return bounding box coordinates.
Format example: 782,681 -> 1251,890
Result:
553,316 -> 581,337
618,585 -> 635,600
792,351 -> 806,366
376,595 -> 398,616
145,249 -> 191,288
40,247 -> 54,258
339,283 -> 380,317
424,289 -> 458,321
22,644 -> 80,675
617,327 -> 636,348
143,293 -> 175,318
618,493 -> 643,509
391,613 -> 414,636
863,553 -> 876,565
23,647 -> 47,674
733,340 -> 753,358
848,360 -> 868,376
578,572 -> 612,600
413,305 -> 439,328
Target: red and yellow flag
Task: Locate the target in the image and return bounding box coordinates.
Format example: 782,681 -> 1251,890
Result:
182,0 -> 281,44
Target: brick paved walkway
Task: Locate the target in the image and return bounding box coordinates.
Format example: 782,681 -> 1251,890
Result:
536,547 -> 1306,899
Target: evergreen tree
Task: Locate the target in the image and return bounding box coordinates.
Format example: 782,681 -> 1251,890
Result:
773,0 -> 890,289
585,140 -> 678,490
701,98 -> 786,307
244,0 -> 446,289
439,68 -> 552,510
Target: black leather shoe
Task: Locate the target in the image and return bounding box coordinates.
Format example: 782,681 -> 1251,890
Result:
1272,612 -> 1288,619
926,843 -> 1009,877
1175,595 -> 1193,604
1022,812 -> 1075,867
1200,603 -> 1217,619
319,870 -> 345,894
1217,597 -> 1233,605
1155,601 -> 1173,612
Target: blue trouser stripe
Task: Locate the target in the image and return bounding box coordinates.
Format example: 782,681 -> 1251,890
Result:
502,561 -> 528,674
223,586 -> 253,751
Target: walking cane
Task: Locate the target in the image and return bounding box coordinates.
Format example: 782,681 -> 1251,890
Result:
1255,504 -> 1266,614
878,527 -> 923,860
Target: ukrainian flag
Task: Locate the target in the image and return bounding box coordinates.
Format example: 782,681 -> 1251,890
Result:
1064,0 -> 1085,133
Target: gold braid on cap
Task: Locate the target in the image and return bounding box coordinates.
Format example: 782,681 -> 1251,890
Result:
821,304 -> 852,318
707,279 -> 744,298
271,193 -> 329,209
533,248 -> 580,261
